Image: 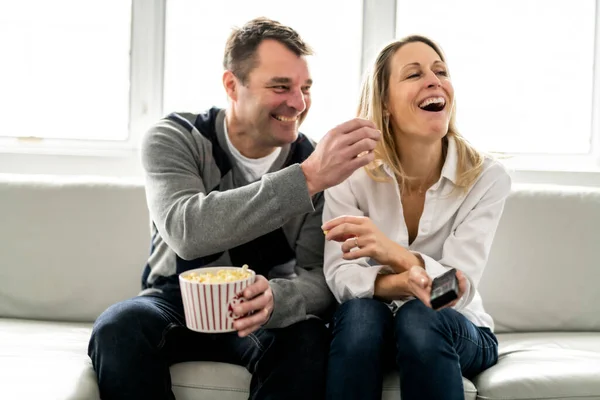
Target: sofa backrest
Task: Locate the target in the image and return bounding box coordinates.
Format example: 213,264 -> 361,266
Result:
0,174 -> 149,322
1,175 -> 599,331
480,184 -> 600,333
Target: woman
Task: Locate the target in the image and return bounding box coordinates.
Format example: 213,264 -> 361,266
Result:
322,35 -> 511,400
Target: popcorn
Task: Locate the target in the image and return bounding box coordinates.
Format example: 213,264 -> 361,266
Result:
183,264 -> 251,284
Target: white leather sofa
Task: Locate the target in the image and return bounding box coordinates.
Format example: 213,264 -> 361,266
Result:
1,173 -> 599,400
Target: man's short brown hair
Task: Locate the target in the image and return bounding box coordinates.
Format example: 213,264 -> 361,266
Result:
223,17 -> 313,85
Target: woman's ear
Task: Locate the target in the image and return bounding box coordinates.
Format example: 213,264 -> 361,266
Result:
382,103 -> 391,117
383,109 -> 390,125
223,70 -> 238,102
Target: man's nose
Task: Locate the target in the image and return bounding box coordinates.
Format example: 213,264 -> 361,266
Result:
286,88 -> 307,112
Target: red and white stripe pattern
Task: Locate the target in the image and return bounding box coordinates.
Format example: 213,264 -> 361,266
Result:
179,267 -> 256,333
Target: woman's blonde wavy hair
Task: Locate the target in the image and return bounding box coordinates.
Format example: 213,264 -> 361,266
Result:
359,35 -> 484,193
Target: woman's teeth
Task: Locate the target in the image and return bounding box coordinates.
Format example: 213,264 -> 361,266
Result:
418,97 -> 445,108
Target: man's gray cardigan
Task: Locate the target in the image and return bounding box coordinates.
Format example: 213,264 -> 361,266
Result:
139,107 -> 335,328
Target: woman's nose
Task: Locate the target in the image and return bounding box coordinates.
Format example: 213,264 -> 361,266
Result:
425,71 -> 442,88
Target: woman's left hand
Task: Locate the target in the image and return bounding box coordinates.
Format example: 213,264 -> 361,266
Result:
439,269 -> 468,309
322,215 -> 404,266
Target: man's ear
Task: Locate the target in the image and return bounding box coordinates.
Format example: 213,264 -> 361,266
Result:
223,70 -> 238,102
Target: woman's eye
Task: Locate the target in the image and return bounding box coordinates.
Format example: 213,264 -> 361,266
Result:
407,73 -> 420,79
435,70 -> 448,77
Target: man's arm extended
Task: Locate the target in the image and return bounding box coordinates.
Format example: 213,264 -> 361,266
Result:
141,121 -> 315,261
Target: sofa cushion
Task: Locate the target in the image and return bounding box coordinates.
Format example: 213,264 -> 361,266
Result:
382,374 -> 476,400
171,362 -> 251,400
171,360 -> 477,400
480,184 -> 600,333
0,174 -> 149,323
0,317 -> 477,400
473,332 -> 600,400
0,318 -> 100,400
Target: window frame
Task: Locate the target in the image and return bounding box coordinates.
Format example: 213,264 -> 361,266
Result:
0,0 -> 599,184
0,0 -> 165,157
390,0 -> 600,173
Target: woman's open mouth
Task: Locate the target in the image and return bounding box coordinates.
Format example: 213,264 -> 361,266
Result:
418,96 -> 446,112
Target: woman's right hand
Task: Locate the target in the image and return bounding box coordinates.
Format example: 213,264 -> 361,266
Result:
405,266 -> 432,308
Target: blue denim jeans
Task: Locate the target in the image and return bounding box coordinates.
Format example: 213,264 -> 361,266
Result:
88,289 -> 329,400
326,298 -> 498,400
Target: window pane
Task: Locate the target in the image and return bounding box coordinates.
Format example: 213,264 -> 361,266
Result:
0,1 -> 131,141
164,0 -> 363,141
396,0 -> 596,154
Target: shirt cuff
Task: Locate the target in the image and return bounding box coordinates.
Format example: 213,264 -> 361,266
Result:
416,252 -> 448,278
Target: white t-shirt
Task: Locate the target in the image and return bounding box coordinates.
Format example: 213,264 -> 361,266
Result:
224,120 -> 281,182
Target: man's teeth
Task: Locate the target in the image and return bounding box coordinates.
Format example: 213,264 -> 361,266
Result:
273,115 -> 297,122
419,97 -> 445,108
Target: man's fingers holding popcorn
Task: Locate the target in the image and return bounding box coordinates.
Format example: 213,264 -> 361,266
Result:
233,275 -> 274,337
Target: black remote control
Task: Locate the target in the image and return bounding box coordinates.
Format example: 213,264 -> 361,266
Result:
430,268 -> 459,310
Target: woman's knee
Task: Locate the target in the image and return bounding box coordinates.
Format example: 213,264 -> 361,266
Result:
334,298 -> 392,327
394,300 -> 447,361
331,298 -> 392,355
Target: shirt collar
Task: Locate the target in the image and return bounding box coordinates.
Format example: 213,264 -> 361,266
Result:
381,136 -> 458,186
441,136 -> 458,185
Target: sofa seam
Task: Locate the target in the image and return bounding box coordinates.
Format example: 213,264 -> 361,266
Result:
171,382 -> 249,393
382,386 -> 477,394
476,394 -> 600,400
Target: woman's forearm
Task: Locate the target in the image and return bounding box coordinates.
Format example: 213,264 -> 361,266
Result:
374,272 -> 413,301
388,247 -> 425,273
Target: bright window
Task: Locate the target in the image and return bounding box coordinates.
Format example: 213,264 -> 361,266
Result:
0,1 -> 132,141
163,0 -> 363,141
396,0 -> 597,155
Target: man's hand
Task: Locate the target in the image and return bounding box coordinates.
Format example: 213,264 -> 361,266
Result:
322,215 -> 420,272
232,275 -> 273,337
301,118 -> 381,196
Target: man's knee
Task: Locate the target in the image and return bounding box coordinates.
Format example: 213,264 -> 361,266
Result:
89,297 -> 160,357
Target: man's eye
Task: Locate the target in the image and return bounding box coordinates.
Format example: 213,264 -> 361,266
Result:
272,85 -> 288,91
302,86 -> 311,94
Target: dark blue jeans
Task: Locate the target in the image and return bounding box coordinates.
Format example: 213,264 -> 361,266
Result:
88,289 -> 329,400
326,298 -> 498,400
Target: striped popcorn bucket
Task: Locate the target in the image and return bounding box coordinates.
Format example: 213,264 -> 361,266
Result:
179,266 -> 256,333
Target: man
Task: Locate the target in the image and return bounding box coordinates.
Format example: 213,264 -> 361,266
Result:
88,17 -> 380,400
